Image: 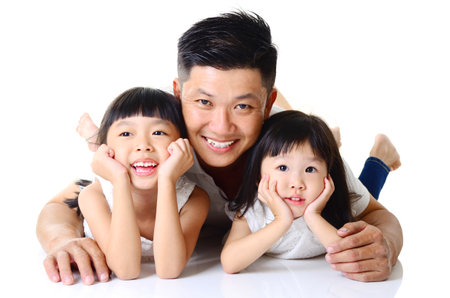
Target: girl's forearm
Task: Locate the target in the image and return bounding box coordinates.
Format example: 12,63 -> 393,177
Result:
153,179 -> 187,279
107,179 -> 141,280
304,213 -> 342,248
221,218 -> 291,274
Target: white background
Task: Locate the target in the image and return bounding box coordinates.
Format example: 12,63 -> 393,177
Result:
1,1 -> 449,297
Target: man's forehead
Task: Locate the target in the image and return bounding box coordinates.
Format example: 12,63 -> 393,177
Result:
181,66 -> 268,99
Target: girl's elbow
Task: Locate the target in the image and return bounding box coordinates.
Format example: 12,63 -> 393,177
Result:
113,267 -> 140,280
108,259 -> 141,280
156,267 -> 183,279
221,263 -> 241,274
220,255 -> 241,274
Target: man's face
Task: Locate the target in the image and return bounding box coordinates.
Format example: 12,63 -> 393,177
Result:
174,66 -> 275,168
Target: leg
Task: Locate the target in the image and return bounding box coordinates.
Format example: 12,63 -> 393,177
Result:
331,127 -> 342,148
359,134 -> 401,199
76,113 -> 100,152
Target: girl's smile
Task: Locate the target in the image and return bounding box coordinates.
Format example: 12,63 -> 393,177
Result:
131,158 -> 159,177
260,141 -> 328,218
106,115 -> 181,190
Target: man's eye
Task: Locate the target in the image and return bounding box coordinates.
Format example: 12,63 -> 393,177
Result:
199,99 -> 211,105
120,132 -> 132,137
236,104 -> 250,110
305,167 -> 316,173
278,165 -> 288,172
153,131 -> 166,136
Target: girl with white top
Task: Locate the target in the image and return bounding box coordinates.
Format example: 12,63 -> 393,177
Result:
66,87 -> 209,280
221,110 -> 361,273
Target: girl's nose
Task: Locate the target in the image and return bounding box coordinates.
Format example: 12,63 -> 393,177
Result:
290,175 -> 305,190
137,145 -> 153,152
136,138 -> 153,152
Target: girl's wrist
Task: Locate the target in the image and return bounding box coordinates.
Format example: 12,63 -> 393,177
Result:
110,172 -> 130,186
303,211 -> 321,225
272,216 -> 293,232
157,177 -> 177,189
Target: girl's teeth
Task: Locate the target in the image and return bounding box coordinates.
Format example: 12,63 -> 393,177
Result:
206,138 -> 235,148
133,162 -> 157,167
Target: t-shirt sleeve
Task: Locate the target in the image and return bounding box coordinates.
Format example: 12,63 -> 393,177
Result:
343,160 -> 371,217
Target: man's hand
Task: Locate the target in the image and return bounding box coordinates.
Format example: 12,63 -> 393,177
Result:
43,237 -> 109,285
325,221 -> 392,282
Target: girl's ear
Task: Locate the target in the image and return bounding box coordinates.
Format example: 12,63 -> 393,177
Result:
173,78 -> 182,100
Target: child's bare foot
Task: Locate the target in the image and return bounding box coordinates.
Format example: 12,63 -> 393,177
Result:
331,127 -> 342,148
76,113 -> 99,152
370,134 -> 401,171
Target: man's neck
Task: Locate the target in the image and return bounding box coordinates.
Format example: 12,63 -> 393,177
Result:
199,152 -> 248,200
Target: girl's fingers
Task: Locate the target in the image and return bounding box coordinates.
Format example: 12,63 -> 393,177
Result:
324,175 -> 335,196
257,175 -> 270,203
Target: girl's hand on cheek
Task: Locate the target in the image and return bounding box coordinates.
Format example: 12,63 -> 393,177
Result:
258,175 -> 294,224
305,175 -> 335,217
91,144 -> 128,183
158,138 -> 194,182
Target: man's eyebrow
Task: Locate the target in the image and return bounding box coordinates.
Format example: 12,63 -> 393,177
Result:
196,88 -> 214,97
235,93 -> 259,100
194,89 -> 260,101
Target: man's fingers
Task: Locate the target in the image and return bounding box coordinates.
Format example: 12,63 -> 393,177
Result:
336,221 -> 367,237
329,255 -> 387,272
56,251 -> 75,285
343,270 -> 389,282
81,239 -> 109,282
43,255 -> 61,283
71,247 -> 96,285
328,224 -> 375,254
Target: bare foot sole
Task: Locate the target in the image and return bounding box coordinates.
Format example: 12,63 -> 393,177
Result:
331,127 -> 342,148
77,112 -> 99,152
370,134 -> 401,171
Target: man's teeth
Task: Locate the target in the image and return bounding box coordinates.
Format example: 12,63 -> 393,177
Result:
133,161 -> 157,168
206,138 -> 235,148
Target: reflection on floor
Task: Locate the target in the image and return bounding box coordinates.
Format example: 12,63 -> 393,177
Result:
32,229 -> 402,298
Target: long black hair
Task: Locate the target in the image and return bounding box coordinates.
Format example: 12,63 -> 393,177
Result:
229,110 -> 355,228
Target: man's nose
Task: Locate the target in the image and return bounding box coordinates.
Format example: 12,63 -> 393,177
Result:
209,108 -> 234,135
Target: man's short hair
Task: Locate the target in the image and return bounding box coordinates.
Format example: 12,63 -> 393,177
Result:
177,11 -> 277,92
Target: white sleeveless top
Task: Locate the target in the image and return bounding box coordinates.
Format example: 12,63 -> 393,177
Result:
225,161 -> 370,259
83,175 -> 196,262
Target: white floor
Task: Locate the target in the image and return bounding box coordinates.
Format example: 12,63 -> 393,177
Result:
1,1 -> 449,297
14,231 -> 402,298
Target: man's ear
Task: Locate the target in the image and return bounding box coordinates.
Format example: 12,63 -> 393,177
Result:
264,88 -> 278,119
173,78 -> 181,100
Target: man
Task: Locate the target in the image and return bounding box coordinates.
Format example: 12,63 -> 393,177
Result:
37,11 -> 402,284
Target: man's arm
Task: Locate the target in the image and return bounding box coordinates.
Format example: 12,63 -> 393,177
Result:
325,197 -> 403,282
36,181 -> 109,285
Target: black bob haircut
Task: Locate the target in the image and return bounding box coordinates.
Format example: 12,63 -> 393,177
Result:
97,87 -> 187,145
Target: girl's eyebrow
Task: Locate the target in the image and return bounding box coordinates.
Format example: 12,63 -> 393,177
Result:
115,118 -> 172,127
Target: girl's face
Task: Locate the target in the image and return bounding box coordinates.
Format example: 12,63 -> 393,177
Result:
260,141 -> 328,218
107,115 -> 180,190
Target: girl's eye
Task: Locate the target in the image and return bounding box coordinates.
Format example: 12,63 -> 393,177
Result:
120,132 -> 132,137
305,167 -> 317,173
278,165 -> 288,172
153,131 -> 166,136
